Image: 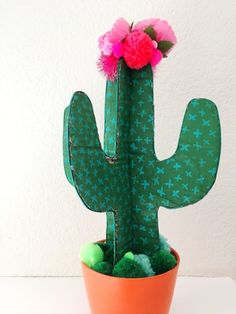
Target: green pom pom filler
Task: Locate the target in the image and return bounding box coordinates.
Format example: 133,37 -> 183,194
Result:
150,249 -> 177,275
80,243 -> 104,267
112,255 -> 147,278
96,242 -> 114,264
159,234 -> 171,252
124,251 -> 135,260
92,261 -> 113,275
80,243 -> 177,278
134,254 -> 155,277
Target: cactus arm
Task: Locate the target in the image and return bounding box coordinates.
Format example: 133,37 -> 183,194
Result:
63,106 -> 74,186
128,65 -> 221,211
64,91 -> 113,213
128,65 -> 221,254
156,98 -> 221,209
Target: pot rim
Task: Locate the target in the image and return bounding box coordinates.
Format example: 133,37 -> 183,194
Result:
81,246 -> 180,281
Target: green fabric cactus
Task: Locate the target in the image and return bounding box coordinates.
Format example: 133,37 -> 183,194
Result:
63,59 -> 221,264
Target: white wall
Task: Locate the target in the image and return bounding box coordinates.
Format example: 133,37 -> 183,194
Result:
0,0 -> 236,278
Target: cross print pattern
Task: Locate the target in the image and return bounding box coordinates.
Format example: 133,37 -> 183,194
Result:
63,60 -> 221,263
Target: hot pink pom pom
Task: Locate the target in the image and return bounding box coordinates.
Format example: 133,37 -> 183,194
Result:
97,53 -> 118,81
123,30 -> 154,69
112,42 -> 124,58
150,49 -> 163,67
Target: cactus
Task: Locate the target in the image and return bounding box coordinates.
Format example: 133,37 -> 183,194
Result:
63,59 -> 221,263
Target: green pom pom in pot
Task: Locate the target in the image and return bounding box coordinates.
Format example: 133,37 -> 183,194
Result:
92,261 -> 113,275
124,251 -> 135,260
134,254 -> 155,277
112,255 -> 147,278
159,234 -> 171,252
150,250 -> 177,275
80,243 -> 104,268
96,242 -> 114,264
123,251 -> 155,277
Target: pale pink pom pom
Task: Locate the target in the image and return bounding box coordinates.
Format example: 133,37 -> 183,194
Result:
98,32 -> 108,49
98,18 -> 130,56
152,40 -> 158,49
102,40 -> 113,56
150,49 -> 163,67
97,53 -> 118,81
98,32 -> 113,55
107,18 -> 130,44
134,18 -> 176,54
123,30 -> 154,69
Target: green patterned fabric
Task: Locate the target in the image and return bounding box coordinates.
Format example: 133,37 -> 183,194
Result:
63,59 -> 221,263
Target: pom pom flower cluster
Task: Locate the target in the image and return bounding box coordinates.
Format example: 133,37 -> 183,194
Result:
97,18 -> 176,81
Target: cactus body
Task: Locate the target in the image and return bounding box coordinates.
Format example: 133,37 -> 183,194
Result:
63,60 -> 221,263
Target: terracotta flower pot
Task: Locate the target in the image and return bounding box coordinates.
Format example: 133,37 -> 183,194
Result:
81,248 -> 180,314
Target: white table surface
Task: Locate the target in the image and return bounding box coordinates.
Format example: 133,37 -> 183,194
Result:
0,277 -> 235,314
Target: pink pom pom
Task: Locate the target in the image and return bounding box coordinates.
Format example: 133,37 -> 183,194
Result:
150,49 -> 163,67
123,30 -> 154,69
97,53 -> 118,81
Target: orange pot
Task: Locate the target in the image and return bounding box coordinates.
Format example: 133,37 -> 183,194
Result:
81,248 -> 180,314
